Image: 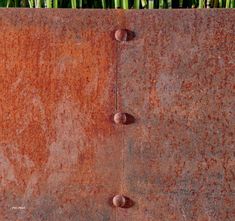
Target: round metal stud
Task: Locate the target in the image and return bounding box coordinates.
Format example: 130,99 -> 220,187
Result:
112,195 -> 126,208
115,29 -> 128,42
113,112 -> 127,124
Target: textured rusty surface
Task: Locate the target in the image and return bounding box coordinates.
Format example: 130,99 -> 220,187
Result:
0,9 -> 234,221
117,10 -> 235,221
0,9 -> 122,221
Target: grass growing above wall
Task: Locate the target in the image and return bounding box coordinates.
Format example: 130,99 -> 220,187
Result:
0,0 -> 234,8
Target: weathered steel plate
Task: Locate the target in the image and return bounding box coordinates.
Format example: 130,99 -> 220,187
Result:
0,9 -> 123,221
0,9 -> 234,221
117,10 -> 235,221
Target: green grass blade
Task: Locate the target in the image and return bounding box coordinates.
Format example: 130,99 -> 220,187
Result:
225,0 -> 230,7
6,0 -> 10,7
148,0 -> 154,7
218,0 -> 223,7
199,0 -> 205,7
134,0 -> 140,8
28,0 -> 34,7
141,0 -> 147,7
122,0 -> 128,8
167,0 -> 171,7
114,0 -> 120,7
102,0 -> 106,8
53,0 -> 58,7
71,0 -> 76,8
159,0 -> 168,7
35,0 -> 41,7
46,0 -> 52,7
179,0 -> 183,7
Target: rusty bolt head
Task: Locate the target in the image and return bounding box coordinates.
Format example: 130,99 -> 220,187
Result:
115,29 -> 128,42
112,195 -> 126,208
114,112 -> 127,124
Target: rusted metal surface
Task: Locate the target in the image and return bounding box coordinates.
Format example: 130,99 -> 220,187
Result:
0,9 -> 122,221
117,10 -> 235,221
0,9 -> 234,221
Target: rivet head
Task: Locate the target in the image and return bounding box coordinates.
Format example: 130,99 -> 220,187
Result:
115,29 -> 128,42
112,195 -> 126,208
114,112 -> 127,124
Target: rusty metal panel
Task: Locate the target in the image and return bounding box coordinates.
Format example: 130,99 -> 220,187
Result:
0,9 -> 123,221
0,9 -> 234,221
117,10 -> 235,221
